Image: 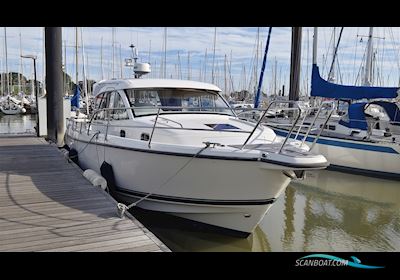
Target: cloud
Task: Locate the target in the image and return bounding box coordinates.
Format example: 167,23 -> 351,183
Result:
1,27 -> 400,95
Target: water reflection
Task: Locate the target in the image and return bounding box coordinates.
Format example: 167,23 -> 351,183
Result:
0,114 -> 36,135
261,170 -> 400,252
130,208 -> 271,252
131,170 -> 400,252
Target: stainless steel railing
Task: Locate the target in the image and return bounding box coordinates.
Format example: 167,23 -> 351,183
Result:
70,102 -> 304,154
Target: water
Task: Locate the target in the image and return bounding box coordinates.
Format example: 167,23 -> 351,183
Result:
2,115 -> 399,251
0,114 -> 36,135
131,171 -> 400,252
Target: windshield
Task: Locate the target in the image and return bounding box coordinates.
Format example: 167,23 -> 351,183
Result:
124,88 -> 235,117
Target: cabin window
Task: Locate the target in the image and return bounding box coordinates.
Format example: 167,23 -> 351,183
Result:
110,91 -> 129,120
124,88 -> 234,117
94,92 -> 111,120
320,124 -> 336,130
94,92 -> 105,110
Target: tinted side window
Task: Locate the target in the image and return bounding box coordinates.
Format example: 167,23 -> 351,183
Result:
111,92 -> 129,120
95,92 -> 111,120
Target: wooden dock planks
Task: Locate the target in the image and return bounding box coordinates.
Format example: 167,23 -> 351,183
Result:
0,136 -> 169,252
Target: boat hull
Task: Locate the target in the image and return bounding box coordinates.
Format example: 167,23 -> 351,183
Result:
273,127 -> 400,180
68,136 -> 291,236
0,107 -> 22,115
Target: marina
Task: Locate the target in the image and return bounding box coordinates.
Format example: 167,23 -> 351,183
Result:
1,116 -> 399,251
0,26 -> 399,253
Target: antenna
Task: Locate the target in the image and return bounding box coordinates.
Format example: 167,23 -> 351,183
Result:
125,44 -> 151,78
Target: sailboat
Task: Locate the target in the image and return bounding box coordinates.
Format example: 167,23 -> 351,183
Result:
268,27 -> 400,180
0,27 -> 25,115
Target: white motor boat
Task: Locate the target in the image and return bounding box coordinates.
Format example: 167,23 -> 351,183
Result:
65,78 -> 329,237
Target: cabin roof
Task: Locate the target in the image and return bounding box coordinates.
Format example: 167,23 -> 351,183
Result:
92,78 -> 221,96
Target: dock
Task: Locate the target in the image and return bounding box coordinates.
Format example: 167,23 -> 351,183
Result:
0,136 -> 170,252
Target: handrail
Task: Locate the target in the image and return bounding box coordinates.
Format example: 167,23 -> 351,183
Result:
309,109 -> 335,151
277,103 -> 302,153
77,103 -> 308,153
294,110 -> 309,141
240,100 -> 301,151
157,116 -> 184,128
301,101 -> 335,147
148,108 -> 161,148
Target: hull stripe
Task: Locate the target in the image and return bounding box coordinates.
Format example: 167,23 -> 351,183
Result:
114,187 -> 276,206
273,129 -> 399,154
328,164 -> 400,180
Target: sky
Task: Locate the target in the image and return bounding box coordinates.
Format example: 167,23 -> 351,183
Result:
1,27 -> 400,96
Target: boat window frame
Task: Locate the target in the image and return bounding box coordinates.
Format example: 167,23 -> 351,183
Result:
123,87 -> 236,118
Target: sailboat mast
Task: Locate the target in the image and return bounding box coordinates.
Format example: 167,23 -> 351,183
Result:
289,27 -> 302,102
4,27 -> 9,95
363,27 -> 374,86
100,37 -> 104,80
312,27 -> 318,65
80,27 -> 89,115
328,27 -> 336,82
254,27 -> 273,108
163,27 -> 167,79
177,51 -> 181,79
119,44 -> 123,78
254,27 -> 260,94
18,32 -> 22,93
203,48 -> 208,82
1,57 -> 3,96
187,51 -> 191,80
63,40 -> 67,94
75,27 -> 79,88
112,27 -> 115,78
211,27 -> 217,84
224,54 -> 227,96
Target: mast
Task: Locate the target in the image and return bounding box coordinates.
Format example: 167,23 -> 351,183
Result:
187,51 -> 191,80
229,50 -> 234,94
1,56 -> 3,96
163,27 -> 167,79
363,27 -> 374,86
18,32 -> 22,94
4,27 -> 9,95
312,27 -> 318,65
211,27 -> 217,84
224,54 -> 227,96
80,27 -> 89,115
177,51 -> 182,79
274,58 -> 277,96
148,40 -> 151,63
75,27 -> 79,89
289,27 -> 302,101
119,43 -> 123,78
100,37 -> 104,80
328,27 -> 336,82
254,27 -> 273,108
64,40 -> 69,94
254,27 -> 260,93
203,48 -> 208,82
112,27 -> 115,78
